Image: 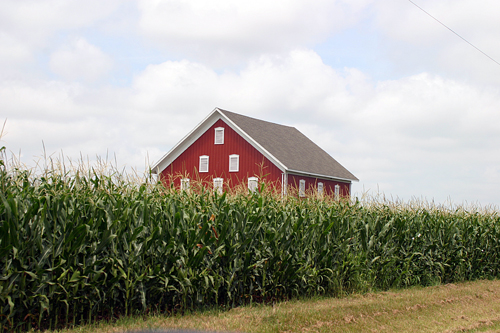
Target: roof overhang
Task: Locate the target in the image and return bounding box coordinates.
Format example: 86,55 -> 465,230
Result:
286,169 -> 359,183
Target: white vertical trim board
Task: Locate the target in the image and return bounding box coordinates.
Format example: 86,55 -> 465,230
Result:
299,179 -> 306,197
214,127 -> 224,144
334,184 -> 340,197
281,173 -> 288,197
199,155 -> 209,172
229,154 -> 239,172
213,177 -> 223,194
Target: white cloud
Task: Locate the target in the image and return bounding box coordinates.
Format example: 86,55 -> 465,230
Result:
137,0 -> 372,64
49,38 -> 113,82
0,80 -> 86,120
375,0 -> 500,45
0,0 -> 121,78
373,0 -> 500,85
0,0 -> 121,43
2,38 -> 500,206
0,32 -> 32,65
341,72 -> 500,205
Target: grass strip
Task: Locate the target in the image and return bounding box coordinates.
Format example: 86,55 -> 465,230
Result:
43,279 -> 500,333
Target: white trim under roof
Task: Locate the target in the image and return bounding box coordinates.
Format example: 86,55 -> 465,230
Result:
151,108 -> 287,174
217,109 -> 288,172
151,109 -> 220,174
286,169 -> 358,183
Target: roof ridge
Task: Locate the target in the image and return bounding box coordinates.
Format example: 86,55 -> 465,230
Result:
216,108 -> 296,129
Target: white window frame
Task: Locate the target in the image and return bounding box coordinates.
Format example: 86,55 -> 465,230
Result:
199,155 -> 209,173
181,178 -> 190,192
318,182 -> 324,196
229,154 -> 239,172
299,179 -> 306,197
334,184 -> 340,197
248,177 -> 258,192
214,127 -> 224,144
213,177 -> 223,194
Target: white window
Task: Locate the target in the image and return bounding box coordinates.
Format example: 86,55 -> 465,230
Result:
299,179 -> 306,197
229,154 -> 239,172
248,177 -> 258,192
334,184 -> 340,197
214,127 -> 224,144
213,177 -> 223,194
318,182 -> 324,196
199,155 -> 209,173
181,178 -> 190,191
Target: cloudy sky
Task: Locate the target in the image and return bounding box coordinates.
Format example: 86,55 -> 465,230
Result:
1,0 -> 500,207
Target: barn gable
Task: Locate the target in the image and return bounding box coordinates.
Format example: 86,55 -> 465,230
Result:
151,107 -> 358,195
155,118 -> 283,187
151,108 -> 286,175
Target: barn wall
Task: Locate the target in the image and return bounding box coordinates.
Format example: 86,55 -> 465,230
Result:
286,173 -> 351,197
160,119 -> 283,190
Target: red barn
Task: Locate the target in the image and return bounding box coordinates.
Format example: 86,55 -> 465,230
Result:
152,108 -> 358,197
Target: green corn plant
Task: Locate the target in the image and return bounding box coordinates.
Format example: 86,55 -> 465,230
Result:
1,153 -> 500,331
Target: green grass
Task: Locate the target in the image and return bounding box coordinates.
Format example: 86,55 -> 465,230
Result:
42,278 -> 500,333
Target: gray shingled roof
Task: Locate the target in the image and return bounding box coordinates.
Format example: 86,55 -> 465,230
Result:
219,109 -> 358,182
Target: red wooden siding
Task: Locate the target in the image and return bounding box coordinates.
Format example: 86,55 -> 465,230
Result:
160,119 -> 283,190
160,118 -> 352,196
286,173 -> 351,197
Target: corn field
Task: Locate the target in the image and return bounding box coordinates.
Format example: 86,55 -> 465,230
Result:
1,148 -> 500,332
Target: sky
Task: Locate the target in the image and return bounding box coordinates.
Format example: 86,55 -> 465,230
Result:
1,0 -> 500,208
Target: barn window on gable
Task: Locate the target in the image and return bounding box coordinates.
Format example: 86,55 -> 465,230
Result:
199,155 -> 209,173
318,182 -> 324,196
334,184 -> 340,197
214,127 -> 224,144
299,179 -> 306,197
229,154 -> 239,172
181,178 -> 190,192
213,177 -> 223,194
248,177 -> 258,192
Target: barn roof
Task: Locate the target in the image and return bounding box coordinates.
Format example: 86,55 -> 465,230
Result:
152,107 -> 358,182
218,109 -> 358,182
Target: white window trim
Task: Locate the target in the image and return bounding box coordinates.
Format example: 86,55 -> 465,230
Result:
214,127 -> 224,144
229,154 -> 239,172
248,177 -> 258,192
334,184 -> 340,197
199,155 -> 209,173
299,179 -> 306,197
213,177 -> 223,194
181,178 -> 190,191
318,182 -> 324,196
